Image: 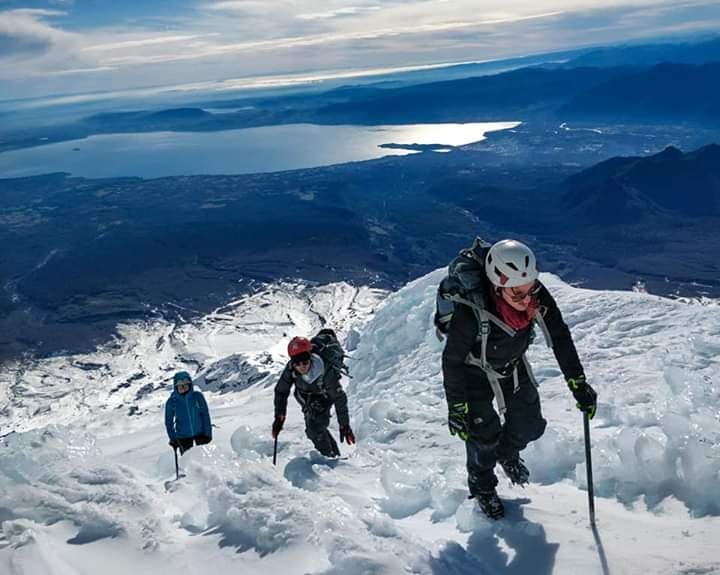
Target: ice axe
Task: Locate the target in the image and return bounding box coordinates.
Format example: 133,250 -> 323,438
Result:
583,412 -> 596,526
173,446 -> 180,480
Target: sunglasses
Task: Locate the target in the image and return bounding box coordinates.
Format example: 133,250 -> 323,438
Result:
292,358 -> 311,367
504,281 -> 538,303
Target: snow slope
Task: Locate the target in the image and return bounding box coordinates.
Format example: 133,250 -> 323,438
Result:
1,272 -> 719,575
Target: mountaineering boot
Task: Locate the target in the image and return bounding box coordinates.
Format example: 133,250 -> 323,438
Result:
499,455 -> 530,486
476,490 -> 505,519
317,431 -> 341,457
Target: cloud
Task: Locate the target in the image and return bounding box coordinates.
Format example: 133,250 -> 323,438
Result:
6,9 -> 67,17
44,65 -> 116,75
296,6 -> 382,21
3,0 -> 720,100
88,10 -> 566,67
0,8 -> 72,59
81,34 -> 211,53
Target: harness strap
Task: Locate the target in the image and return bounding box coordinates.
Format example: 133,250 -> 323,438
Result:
478,310 -> 490,367
534,311 -> 553,349
522,354 -> 539,388
464,352 -> 510,416
488,372 -> 507,416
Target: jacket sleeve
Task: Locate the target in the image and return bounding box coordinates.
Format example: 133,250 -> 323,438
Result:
164,397 -> 176,441
324,370 -> 349,427
274,364 -> 294,418
195,392 -> 212,439
441,303 -> 477,405
536,284 -> 585,381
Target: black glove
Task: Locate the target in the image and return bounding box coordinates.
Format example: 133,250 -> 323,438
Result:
272,415 -> 286,439
170,439 -> 189,454
339,424 -> 355,445
567,375 -> 597,419
448,401 -> 469,441
195,433 -> 212,445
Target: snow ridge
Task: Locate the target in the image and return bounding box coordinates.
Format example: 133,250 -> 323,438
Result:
1,271 -> 719,574
0,281 -> 385,437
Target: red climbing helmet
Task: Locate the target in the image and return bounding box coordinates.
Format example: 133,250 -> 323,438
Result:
287,336 -> 312,358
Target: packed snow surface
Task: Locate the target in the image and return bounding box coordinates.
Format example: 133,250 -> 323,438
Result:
1,273 -> 719,574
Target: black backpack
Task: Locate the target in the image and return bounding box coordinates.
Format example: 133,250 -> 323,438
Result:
311,328 -> 350,378
434,237 -> 491,336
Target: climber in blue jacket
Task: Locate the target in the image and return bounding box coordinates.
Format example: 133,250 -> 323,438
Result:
165,371 -> 212,454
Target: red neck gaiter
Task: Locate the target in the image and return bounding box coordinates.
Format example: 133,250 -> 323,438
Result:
490,289 -> 538,330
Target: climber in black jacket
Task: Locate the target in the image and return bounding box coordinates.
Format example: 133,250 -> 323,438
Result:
272,335 -> 355,457
439,238 -> 597,519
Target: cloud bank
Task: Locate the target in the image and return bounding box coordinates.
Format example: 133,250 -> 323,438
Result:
1,0 -> 719,100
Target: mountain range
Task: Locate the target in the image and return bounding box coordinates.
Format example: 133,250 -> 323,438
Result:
560,62 -> 720,122
562,143 -> 720,222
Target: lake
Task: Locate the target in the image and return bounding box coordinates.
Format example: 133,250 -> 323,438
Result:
0,122 -> 519,179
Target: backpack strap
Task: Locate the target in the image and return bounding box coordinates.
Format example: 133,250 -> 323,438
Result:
533,308 -> 553,349
446,294 -> 517,370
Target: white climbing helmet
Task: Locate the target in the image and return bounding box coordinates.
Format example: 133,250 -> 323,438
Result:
485,239 -> 539,288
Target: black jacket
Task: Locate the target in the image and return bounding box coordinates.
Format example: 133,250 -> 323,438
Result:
442,279 -> 585,405
274,355 -> 350,426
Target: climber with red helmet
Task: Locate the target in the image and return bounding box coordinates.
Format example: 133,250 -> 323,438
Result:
272,331 -> 354,457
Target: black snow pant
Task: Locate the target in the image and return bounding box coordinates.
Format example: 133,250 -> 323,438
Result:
177,433 -> 212,454
296,392 -> 340,457
464,364 -> 546,495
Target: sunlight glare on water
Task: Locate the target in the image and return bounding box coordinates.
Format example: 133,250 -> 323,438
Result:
0,122 -> 520,179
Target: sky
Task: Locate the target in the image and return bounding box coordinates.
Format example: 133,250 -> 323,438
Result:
1,0 -> 720,100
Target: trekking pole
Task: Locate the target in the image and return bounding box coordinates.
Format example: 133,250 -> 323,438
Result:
173,446 -> 180,480
272,436 -> 278,466
583,412 -> 596,526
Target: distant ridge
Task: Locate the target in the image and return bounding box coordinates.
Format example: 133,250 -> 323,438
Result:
85,107 -> 212,130
561,62 -> 720,123
565,36 -> 720,67
562,143 -> 720,223
313,66 -> 625,122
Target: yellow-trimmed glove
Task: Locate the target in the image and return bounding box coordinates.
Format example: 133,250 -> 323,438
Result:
567,375 -> 597,419
448,401 -> 470,441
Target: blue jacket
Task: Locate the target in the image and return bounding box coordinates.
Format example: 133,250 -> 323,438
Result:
165,381 -> 212,441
